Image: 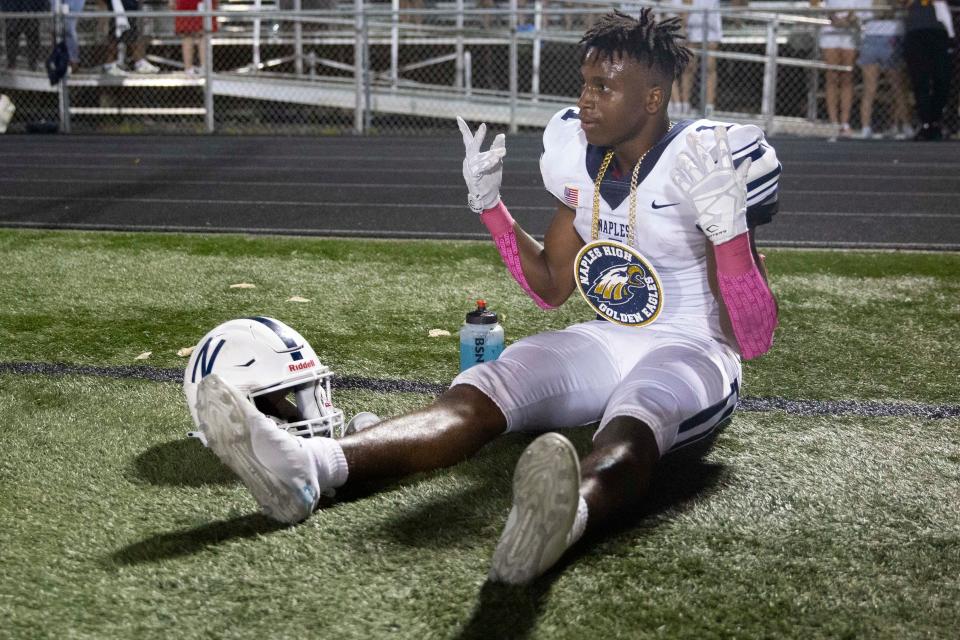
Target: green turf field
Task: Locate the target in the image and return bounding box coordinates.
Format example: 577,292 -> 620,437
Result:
2,229 -> 958,639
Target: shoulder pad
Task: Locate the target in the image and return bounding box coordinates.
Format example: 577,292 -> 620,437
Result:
542,107 -> 583,156
540,107 -> 586,206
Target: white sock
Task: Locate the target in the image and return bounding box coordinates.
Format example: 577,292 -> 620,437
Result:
565,495 -> 589,547
302,437 -> 349,489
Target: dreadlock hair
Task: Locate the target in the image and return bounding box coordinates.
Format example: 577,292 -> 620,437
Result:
579,8 -> 691,83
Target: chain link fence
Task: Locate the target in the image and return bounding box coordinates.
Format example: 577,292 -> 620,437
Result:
0,0 -> 955,137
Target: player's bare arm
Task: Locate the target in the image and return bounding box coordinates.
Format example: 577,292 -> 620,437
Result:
507,202 -> 583,306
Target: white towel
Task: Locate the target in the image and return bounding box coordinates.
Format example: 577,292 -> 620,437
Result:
934,0 -> 956,39
110,0 -> 131,39
0,94 -> 15,134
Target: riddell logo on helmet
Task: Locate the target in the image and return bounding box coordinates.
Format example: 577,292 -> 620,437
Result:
288,359 -> 316,372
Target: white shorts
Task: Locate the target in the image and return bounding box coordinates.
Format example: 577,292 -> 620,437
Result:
452,320 -> 742,455
686,26 -> 722,45
686,11 -> 723,44
819,32 -> 857,51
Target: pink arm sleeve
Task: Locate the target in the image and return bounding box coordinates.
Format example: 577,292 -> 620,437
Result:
479,201 -> 556,310
714,232 -> 778,360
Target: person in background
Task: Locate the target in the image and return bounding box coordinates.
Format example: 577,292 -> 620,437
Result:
476,0 -> 496,29
172,0 -> 216,74
856,0 -> 913,138
0,93 -> 14,132
551,1 -> 596,31
671,0 -> 722,116
942,0 -> 960,137
400,0 -> 424,25
2,0 -> 46,70
813,0 -> 860,140
902,0 -> 954,140
102,0 -> 160,74
52,0 -> 86,73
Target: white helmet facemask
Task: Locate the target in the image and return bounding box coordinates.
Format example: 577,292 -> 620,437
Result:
183,316 -> 345,438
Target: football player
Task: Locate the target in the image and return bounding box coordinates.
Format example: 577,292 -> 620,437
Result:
194,8 -> 780,585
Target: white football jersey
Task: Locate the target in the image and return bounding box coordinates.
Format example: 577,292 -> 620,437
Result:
540,107 -> 781,340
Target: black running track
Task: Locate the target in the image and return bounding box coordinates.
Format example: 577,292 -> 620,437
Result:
1,133 -> 959,250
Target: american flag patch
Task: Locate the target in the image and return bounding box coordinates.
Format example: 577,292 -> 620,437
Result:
563,185 -> 580,208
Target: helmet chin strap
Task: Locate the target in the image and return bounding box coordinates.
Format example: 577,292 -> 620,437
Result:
293,384 -> 346,437
295,385 -> 324,421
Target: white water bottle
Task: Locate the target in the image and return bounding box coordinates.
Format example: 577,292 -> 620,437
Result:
459,299 -> 504,372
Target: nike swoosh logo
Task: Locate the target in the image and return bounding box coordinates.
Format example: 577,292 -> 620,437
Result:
651,201 -> 679,209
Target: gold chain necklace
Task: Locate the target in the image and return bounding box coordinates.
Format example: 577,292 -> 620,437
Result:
590,121 -> 674,243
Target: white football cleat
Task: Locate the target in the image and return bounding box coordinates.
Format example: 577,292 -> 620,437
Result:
489,432 -> 581,585
197,373 -> 320,524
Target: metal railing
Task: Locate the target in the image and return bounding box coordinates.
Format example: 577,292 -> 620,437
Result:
0,1 -> 945,137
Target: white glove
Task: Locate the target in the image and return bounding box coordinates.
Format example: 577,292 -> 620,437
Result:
671,128 -> 752,245
457,116 -> 506,213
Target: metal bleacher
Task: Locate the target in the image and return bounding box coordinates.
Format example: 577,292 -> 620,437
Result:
0,1 -> 841,135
